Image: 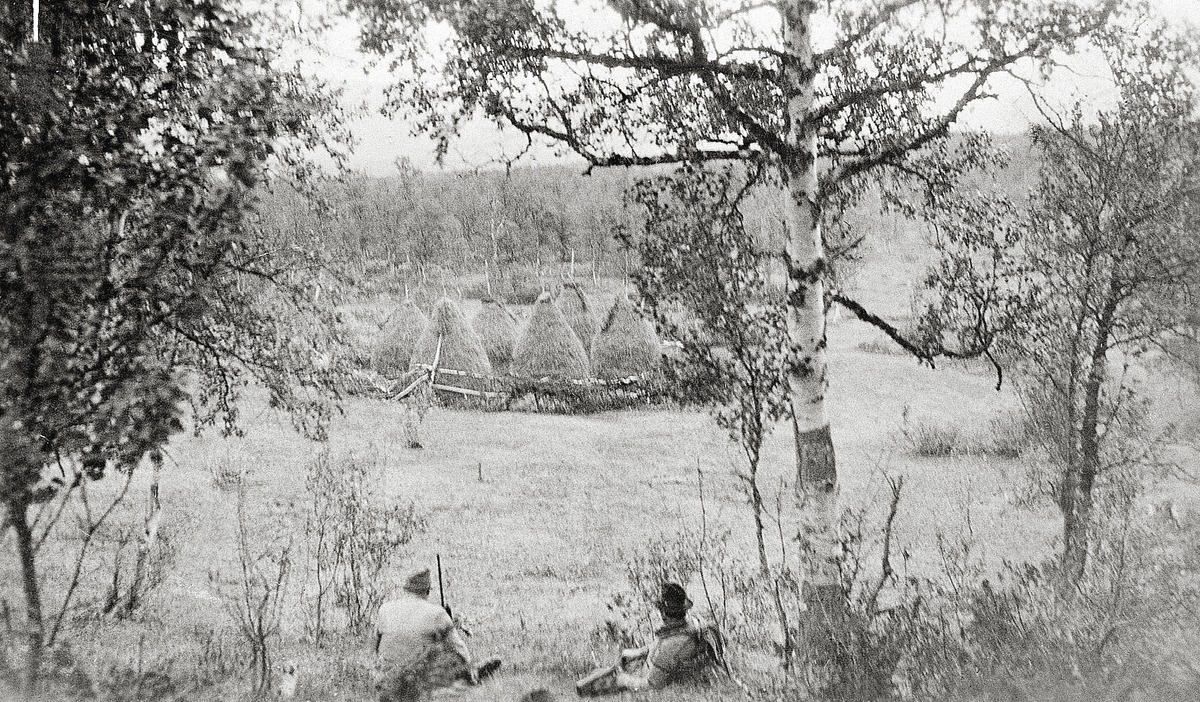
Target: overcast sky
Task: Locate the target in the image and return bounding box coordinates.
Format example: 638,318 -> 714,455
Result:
301,0 -> 1200,176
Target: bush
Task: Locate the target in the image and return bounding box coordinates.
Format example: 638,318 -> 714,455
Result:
209,485 -> 296,694
304,447 -> 426,639
899,407 -> 965,457
899,407 -> 1027,459
616,525 -> 790,672
985,410 -> 1030,459
856,336 -> 907,356
208,453 -> 249,491
840,497 -> 1200,702
616,470 -> 1200,702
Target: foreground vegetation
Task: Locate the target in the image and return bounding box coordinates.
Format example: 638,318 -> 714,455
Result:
6,0 -> 1199,699
5,229 -> 1199,700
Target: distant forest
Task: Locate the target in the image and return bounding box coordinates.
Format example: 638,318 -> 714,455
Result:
255,133 -> 1038,301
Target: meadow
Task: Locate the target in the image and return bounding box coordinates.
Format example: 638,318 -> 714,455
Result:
4,186 -> 1199,702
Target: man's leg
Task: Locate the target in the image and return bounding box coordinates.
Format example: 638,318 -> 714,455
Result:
375,665 -> 420,702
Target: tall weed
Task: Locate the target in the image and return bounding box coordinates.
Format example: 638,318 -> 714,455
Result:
303,447 -> 426,639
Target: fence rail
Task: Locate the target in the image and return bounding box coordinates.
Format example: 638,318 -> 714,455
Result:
349,364 -> 668,414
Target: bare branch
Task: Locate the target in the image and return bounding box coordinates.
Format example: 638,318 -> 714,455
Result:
822,67 -> 1004,199
816,0 -> 926,65
864,474 -> 904,617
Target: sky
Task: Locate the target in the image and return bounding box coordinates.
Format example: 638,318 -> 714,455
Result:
298,0 -> 1200,177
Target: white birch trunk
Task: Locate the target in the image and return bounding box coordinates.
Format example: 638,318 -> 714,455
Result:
782,0 -> 844,666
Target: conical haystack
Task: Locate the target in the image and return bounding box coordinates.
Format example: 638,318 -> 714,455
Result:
591,295 -> 661,379
371,299 -> 430,377
512,292 -> 590,380
556,282 -> 598,356
472,297 -> 519,375
410,298 -> 493,398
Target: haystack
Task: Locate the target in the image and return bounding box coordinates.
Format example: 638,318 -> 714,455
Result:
511,292 -> 590,380
556,282 -> 598,356
371,299 -> 430,377
409,298 -> 493,397
591,295 -> 661,379
472,297 -> 519,374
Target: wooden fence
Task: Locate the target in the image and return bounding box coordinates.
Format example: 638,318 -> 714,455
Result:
351,364 -> 669,414
347,333 -> 670,413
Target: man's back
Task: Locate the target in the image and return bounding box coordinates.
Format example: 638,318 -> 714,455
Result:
375,593 -> 455,669
645,618 -> 704,687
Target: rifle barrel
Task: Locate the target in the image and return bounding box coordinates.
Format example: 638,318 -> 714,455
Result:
436,554 -> 446,612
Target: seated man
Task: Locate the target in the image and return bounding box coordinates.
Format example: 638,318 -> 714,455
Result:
576,583 -> 724,696
373,568 -> 500,702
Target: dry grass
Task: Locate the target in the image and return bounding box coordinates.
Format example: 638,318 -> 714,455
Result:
473,297 -> 519,375
371,298 -> 430,377
511,293 -> 591,380
590,295 -> 660,379
555,282 -> 598,357
409,298 -> 493,405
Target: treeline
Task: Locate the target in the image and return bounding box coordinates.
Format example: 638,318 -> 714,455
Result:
254,133 -> 1039,302
255,163 -> 648,300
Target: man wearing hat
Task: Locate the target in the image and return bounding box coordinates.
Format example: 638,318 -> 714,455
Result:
373,568 -> 499,701
576,583 -> 719,695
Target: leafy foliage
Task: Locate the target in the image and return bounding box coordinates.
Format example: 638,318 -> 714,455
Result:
918,16 -> 1200,579
1,0 -> 349,682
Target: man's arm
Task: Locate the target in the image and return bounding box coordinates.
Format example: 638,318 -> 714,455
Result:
434,613 -> 477,683
446,628 -> 474,668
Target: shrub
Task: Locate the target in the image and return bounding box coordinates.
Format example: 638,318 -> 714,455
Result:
856,336 -> 907,356
899,407 -> 964,457
986,409 -> 1030,459
210,484 -> 295,694
208,453 -> 249,491
304,448 -> 426,639
617,526 -> 782,667
192,624 -> 240,687
98,519 -> 178,620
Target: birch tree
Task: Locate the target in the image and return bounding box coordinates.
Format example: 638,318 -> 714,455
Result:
348,0 -> 1111,679
920,21 -> 1200,583
2,0 -> 346,686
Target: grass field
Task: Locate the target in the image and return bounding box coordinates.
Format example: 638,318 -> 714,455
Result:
5,218 -> 1200,702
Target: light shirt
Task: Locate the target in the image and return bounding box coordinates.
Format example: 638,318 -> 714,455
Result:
374,593 -> 460,670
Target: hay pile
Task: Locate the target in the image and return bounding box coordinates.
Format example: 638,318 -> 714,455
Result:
556,282 -> 598,356
409,298 -> 493,394
371,299 -> 430,377
472,297 -> 519,374
591,295 -> 661,379
511,292 -> 591,380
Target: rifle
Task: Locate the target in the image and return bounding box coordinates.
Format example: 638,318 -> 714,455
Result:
437,553 -> 451,619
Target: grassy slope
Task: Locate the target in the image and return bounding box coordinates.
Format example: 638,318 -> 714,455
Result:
6,209 -> 1200,702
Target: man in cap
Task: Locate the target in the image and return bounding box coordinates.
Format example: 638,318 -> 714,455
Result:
576,583 -> 723,695
373,568 -> 500,701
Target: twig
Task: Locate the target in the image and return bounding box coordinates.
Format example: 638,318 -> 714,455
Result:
46,469 -> 136,647
695,460 -> 721,630
864,475 -> 904,618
